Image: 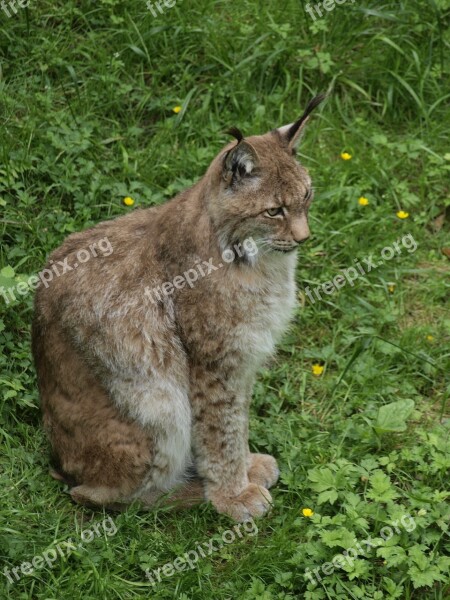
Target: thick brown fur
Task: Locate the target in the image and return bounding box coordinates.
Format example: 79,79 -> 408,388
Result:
32,96 -> 324,521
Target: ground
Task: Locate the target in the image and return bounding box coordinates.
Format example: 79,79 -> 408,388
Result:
0,1 -> 449,599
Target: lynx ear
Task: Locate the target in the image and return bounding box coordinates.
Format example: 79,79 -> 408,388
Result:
278,93 -> 326,151
223,130 -> 258,183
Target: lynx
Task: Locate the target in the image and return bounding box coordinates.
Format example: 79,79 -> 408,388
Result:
32,95 -> 324,521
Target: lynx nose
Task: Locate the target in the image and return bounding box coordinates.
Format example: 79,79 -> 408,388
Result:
291,217 -> 310,244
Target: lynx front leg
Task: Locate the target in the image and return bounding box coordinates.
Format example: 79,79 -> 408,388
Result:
191,368 -> 272,522
242,376 -> 279,490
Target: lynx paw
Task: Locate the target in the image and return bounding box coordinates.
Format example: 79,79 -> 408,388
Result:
210,483 -> 272,522
248,453 -> 279,489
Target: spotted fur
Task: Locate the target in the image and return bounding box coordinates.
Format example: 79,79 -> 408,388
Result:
32,96 -> 324,520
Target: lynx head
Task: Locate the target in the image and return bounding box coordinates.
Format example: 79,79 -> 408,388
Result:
206,94 -> 325,260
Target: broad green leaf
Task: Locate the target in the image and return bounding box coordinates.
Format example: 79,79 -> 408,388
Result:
320,527 -> 355,549
0,265 -> 15,278
366,470 -> 399,502
377,546 -> 407,567
408,565 -> 445,589
317,489 -> 338,505
347,559 -> 370,580
374,399 -> 415,434
308,467 -> 335,492
382,577 -> 404,599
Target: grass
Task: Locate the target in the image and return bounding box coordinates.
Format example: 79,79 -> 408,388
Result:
0,0 -> 449,598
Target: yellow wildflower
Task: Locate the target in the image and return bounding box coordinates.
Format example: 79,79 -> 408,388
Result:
172,106 -> 182,114
123,197 -> 135,206
340,152 -> 352,160
312,364 -> 324,377
388,284 -> 395,293
302,508 -> 314,517
358,196 -> 369,206
396,210 -> 409,219
426,335 -> 434,342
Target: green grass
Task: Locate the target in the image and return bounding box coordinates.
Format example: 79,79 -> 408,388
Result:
1,0 -> 449,598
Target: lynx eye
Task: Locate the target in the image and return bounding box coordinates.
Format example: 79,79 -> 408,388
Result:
265,207 -> 284,218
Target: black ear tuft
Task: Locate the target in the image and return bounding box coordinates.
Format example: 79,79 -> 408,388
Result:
226,127 -> 244,144
286,93 -> 326,144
